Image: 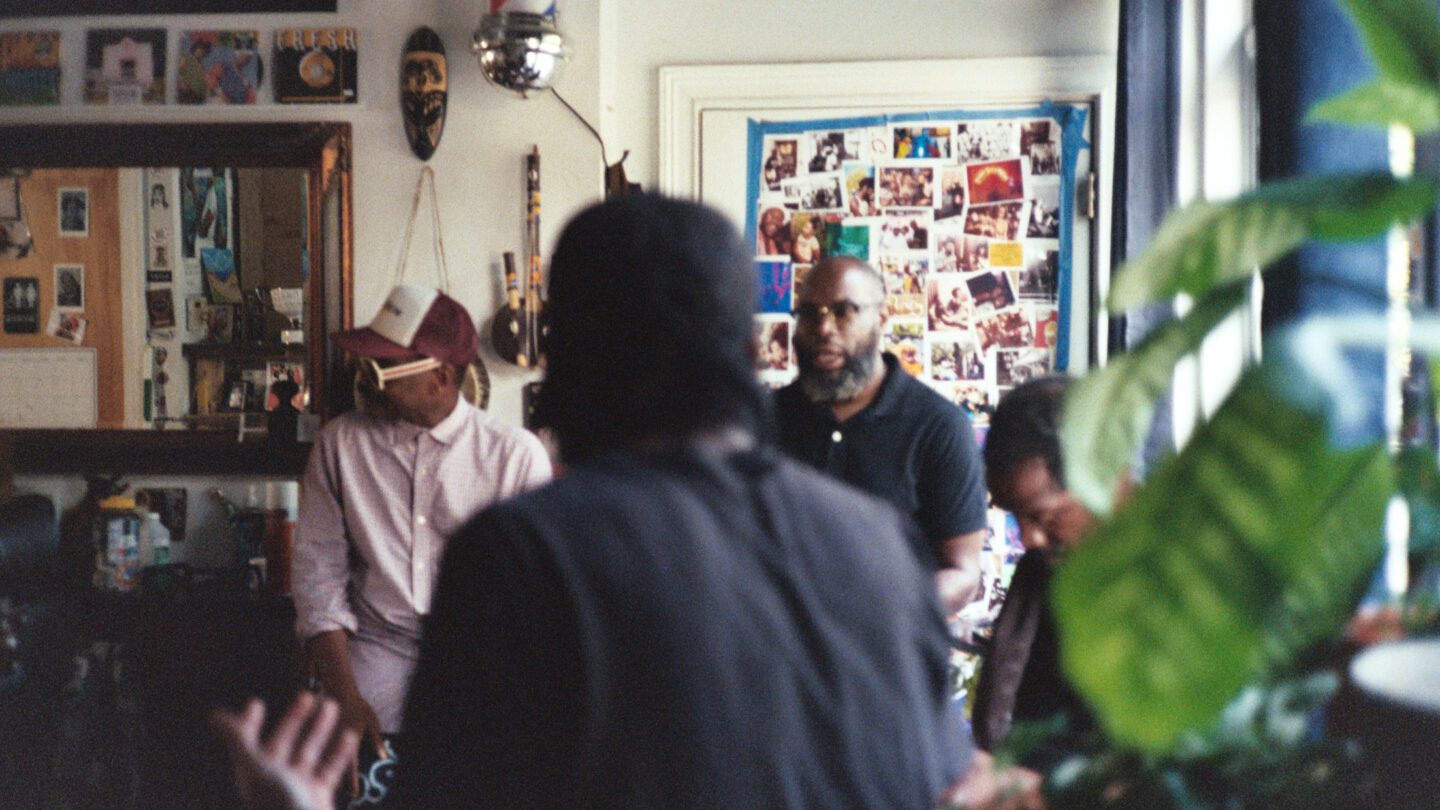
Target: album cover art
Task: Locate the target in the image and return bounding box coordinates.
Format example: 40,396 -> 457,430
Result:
178,30 -> 262,105
274,28 -> 357,104
85,28 -> 166,105
0,31 -> 60,105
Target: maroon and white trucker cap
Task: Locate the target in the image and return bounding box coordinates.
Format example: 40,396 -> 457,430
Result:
332,284 -> 479,367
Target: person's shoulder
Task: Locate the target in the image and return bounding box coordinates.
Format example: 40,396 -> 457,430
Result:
767,451 -> 910,531
462,405 -> 549,458
315,409 -> 379,443
892,369 -> 969,422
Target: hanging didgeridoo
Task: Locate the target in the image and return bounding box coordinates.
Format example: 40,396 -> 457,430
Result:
524,144 -> 546,368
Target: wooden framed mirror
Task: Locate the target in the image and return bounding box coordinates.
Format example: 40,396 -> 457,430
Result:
0,123 -> 352,474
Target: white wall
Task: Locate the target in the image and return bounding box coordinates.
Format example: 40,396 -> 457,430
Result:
604,0 -> 1119,190
4,0 -> 1116,561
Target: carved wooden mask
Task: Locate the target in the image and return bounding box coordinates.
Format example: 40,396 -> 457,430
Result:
401,28 -> 447,161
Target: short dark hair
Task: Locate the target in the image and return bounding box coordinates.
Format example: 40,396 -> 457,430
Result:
984,375 -> 1070,487
534,193 -> 768,463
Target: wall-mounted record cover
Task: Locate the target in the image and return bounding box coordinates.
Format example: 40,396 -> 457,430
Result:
273,27 -> 357,104
177,30 -> 262,105
0,30 -> 59,105
85,27 -> 165,105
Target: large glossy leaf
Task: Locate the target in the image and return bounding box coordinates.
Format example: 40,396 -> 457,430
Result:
1108,173 -> 1437,312
1061,282 -> 1249,515
1053,371 -> 1392,753
1308,77 -> 1440,134
1338,0 -> 1440,86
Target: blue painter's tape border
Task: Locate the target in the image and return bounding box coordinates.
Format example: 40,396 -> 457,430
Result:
745,103 -> 1090,370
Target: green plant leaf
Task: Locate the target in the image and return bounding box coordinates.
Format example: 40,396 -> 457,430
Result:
1308,77 -> 1440,133
1053,371 -> 1391,753
1108,174 -> 1437,312
1398,447 -> 1440,557
1061,282 -> 1249,515
1338,0 -> 1440,86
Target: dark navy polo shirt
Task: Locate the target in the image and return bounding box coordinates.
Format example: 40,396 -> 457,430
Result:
774,353 -> 989,567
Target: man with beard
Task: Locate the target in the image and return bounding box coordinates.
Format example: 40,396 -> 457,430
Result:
775,257 -> 989,611
292,284 -> 551,801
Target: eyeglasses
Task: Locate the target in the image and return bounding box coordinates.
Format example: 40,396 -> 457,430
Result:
791,300 -> 881,326
358,356 -> 442,391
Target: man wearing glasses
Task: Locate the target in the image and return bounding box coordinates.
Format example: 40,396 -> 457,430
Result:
775,257 -> 989,612
292,284 -> 552,801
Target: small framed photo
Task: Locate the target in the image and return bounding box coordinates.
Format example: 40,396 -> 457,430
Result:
225,379 -> 251,412
54,263 -> 84,310
58,187 -> 89,237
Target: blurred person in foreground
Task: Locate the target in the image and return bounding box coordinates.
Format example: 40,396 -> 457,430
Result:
217,193 -> 1044,809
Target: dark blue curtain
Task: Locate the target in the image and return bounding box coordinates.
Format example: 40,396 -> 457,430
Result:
1256,0 -> 1390,443
1113,0 -> 1183,466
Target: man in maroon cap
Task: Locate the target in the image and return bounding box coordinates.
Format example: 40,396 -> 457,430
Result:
291,284 -> 552,801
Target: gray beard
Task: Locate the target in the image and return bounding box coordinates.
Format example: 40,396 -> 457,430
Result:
797,332 -> 882,404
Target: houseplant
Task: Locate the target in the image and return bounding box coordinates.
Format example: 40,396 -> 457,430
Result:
1016,0 -> 1440,804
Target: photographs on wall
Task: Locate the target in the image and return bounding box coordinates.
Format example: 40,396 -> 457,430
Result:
747,106 -> 1082,425
177,30 -> 262,105
3,276 -> 39,333
84,27 -> 166,105
58,187 -> 88,236
0,31 -> 60,105
45,308 -> 86,344
53,263 -> 83,310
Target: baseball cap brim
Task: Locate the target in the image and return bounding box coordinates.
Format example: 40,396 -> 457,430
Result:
332,326 -> 427,362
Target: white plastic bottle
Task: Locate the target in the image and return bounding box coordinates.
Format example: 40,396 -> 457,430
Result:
140,511 -> 172,567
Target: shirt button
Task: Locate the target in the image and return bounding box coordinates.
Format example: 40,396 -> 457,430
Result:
831,430 -> 843,442
416,515 -> 428,526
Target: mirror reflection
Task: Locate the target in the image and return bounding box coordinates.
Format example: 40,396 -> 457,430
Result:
0,165 -> 311,430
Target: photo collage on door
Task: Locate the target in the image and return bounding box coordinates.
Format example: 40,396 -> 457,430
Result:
749,107 -> 1083,428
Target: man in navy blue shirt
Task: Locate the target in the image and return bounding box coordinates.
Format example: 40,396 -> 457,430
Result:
776,256 -> 990,611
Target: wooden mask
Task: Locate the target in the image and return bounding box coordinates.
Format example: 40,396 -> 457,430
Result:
401,28 -> 447,161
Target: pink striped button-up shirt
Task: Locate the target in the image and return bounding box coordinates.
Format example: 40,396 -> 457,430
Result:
293,399 -> 552,732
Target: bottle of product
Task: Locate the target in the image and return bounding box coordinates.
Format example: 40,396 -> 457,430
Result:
139,511 -> 172,567
262,482 -> 298,595
94,494 -> 141,592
